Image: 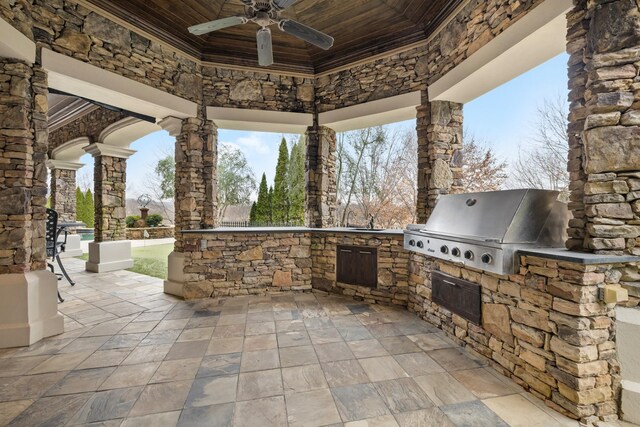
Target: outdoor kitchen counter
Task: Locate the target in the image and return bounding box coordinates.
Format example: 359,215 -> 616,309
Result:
182,227 -> 404,235
518,247 -> 640,264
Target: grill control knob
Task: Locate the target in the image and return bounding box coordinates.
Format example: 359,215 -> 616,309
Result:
451,247 -> 461,257
416,241 -> 424,248
481,253 -> 493,264
440,245 -> 448,254
464,250 -> 474,260
409,239 -> 416,246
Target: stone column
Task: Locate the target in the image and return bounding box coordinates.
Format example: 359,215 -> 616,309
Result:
160,116 -> 218,297
0,59 -> 63,348
415,99 -> 463,223
305,123 -> 337,228
566,0 -> 640,256
46,159 -> 84,257
566,1 -> 640,423
83,143 -> 135,273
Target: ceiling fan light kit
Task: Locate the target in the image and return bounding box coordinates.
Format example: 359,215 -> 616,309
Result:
188,0 -> 334,67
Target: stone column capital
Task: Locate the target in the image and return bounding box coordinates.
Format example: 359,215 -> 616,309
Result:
45,159 -> 84,171
83,143 -> 136,159
158,116 -> 184,137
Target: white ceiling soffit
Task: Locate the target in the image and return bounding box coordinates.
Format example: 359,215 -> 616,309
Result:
99,117 -> 162,147
51,137 -> 91,162
429,0 -> 572,104
41,49 -> 197,120
318,91 -> 421,132
206,107 -> 313,133
0,18 -> 35,63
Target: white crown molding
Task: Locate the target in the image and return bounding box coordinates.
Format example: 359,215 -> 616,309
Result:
42,48 -> 198,120
0,17 -> 35,64
428,0 -> 572,104
205,107 -> 313,134
318,91 -> 421,132
45,159 -> 85,171
98,117 -> 140,143
83,143 -> 136,159
158,116 -> 184,137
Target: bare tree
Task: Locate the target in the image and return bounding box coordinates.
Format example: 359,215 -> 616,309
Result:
461,133 -> 508,192
511,96 -> 570,200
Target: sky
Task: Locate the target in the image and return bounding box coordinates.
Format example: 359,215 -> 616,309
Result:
75,52 -> 569,198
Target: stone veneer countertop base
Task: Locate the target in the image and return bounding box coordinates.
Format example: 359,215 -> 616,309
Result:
182,227 -> 404,236
183,228 -> 640,265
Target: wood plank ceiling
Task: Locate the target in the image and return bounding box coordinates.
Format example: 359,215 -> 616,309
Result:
86,0 -> 463,74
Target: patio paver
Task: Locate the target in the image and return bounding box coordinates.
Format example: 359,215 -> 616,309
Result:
0,257 -> 582,426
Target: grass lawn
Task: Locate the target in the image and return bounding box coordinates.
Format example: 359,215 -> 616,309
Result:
78,243 -> 173,279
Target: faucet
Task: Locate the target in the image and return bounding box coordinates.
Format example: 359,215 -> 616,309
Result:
344,210 -> 355,227
368,214 -> 375,230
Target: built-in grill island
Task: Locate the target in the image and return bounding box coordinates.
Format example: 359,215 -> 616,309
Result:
404,189 -> 571,276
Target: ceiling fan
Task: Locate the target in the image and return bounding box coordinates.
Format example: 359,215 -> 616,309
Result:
188,0 -> 334,66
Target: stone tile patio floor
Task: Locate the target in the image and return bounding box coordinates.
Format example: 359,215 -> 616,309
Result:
0,258 -> 588,426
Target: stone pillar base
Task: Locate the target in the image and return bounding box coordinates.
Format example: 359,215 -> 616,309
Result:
59,234 -> 83,258
164,251 -> 184,298
617,307 -> 640,424
0,271 -> 64,348
86,241 -> 133,273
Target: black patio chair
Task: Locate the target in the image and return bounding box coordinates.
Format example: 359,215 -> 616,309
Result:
46,208 -> 76,303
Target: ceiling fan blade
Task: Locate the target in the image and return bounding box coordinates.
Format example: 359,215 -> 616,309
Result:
257,28 -> 274,67
188,16 -> 248,36
272,0 -> 297,10
279,19 -> 334,50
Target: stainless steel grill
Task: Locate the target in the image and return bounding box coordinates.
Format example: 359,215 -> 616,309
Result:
404,189 -> 570,275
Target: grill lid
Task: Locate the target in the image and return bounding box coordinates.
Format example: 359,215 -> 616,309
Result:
422,189 -> 569,245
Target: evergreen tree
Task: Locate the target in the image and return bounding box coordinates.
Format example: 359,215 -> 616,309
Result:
272,137 -> 289,222
268,186 -> 274,223
255,173 -> 270,223
75,187 -> 86,224
287,138 -> 306,223
84,189 -> 95,228
249,202 -> 257,223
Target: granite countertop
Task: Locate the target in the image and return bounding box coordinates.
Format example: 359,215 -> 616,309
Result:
182,227 -> 404,236
518,247 -> 640,265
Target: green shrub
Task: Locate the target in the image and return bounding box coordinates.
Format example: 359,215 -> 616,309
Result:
146,214 -> 163,227
125,215 -> 140,228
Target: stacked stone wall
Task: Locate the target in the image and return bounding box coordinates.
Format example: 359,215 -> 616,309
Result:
416,100 -> 463,223
126,226 -> 174,240
48,107 -> 125,154
565,0 -> 640,297
566,0 -> 640,252
408,253 -> 622,424
50,168 -> 76,223
182,232 -> 313,299
0,1 -> 203,103
305,125 -> 337,228
202,67 -> 315,113
311,233 -> 409,306
315,0 -> 545,112
93,155 -> 126,241
0,59 -> 48,273
173,118 -> 217,252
